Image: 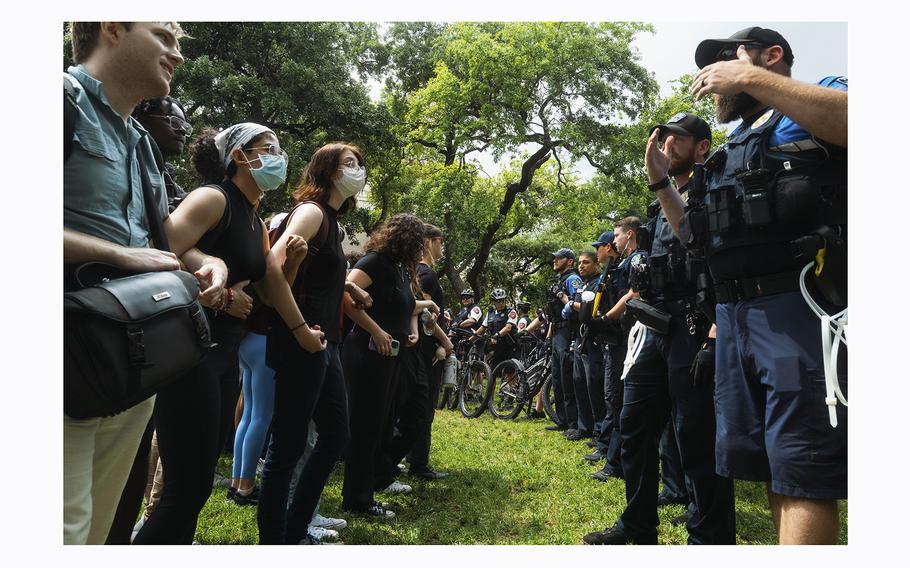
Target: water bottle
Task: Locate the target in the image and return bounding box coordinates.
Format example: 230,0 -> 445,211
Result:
420,308 -> 435,336
442,355 -> 457,389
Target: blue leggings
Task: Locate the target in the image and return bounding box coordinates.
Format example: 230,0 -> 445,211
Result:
232,333 -> 276,480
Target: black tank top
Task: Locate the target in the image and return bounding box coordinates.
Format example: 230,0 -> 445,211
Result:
294,203 -> 346,342
196,180 -> 266,288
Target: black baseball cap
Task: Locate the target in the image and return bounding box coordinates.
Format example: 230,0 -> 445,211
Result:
592,231 -> 615,248
552,248 -> 576,261
650,112 -> 711,143
695,27 -> 794,69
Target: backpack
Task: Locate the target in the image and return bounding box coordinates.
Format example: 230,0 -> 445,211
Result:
244,201 -> 331,335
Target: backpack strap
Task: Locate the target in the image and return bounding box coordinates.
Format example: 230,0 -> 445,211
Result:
271,200 -> 332,304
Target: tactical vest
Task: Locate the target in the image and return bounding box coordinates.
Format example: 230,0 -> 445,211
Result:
454,303 -> 483,330
700,107 -> 847,279
487,307 -> 516,336
546,270 -> 577,322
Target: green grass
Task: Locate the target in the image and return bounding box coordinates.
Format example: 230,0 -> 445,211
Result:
194,409 -> 847,545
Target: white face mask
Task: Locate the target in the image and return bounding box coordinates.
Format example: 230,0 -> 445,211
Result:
335,165 -> 366,198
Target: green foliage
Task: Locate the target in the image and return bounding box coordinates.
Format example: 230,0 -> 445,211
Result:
195,411 -> 848,544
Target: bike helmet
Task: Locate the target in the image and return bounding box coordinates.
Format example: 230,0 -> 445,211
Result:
460,288 -> 475,298
516,301 -> 532,312
490,288 -> 507,301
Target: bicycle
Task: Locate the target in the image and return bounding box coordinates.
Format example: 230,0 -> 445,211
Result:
446,327 -> 494,418
489,334 -> 559,422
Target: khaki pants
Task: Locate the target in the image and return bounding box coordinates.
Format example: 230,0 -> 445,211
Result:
142,430 -> 165,520
63,397 -> 155,544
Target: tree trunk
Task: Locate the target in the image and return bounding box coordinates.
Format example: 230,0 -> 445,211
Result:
465,144 -> 552,297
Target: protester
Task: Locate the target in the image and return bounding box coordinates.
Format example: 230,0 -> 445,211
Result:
341,214 -> 439,519
63,21 -> 229,546
256,142 -> 371,545
133,122 -> 323,544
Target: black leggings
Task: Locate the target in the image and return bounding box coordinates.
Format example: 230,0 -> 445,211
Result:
133,320 -> 244,544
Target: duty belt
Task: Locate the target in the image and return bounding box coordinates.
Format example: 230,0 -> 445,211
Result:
714,269 -> 802,304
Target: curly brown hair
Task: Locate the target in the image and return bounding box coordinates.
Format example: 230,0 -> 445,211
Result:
365,214 -> 428,277
292,142 -> 364,215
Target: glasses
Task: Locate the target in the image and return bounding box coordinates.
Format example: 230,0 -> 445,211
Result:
247,144 -> 288,161
148,114 -> 192,135
340,157 -> 360,168
715,42 -> 767,62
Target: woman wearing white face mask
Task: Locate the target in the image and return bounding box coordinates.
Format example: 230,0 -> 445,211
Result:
257,142 -> 373,544
133,123 -> 325,544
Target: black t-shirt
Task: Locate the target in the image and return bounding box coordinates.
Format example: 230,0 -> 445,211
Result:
354,251 -> 416,342
417,262 -> 446,332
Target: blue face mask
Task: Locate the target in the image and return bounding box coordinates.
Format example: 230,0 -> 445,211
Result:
241,151 -> 287,192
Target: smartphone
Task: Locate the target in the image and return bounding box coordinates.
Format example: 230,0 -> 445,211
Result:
368,337 -> 400,357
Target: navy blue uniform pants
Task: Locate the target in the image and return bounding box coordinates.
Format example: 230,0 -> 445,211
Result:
617,316 -> 735,545
550,328 -> 577,429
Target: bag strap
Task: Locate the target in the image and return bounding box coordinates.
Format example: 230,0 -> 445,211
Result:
136,142 -> 171,252
64,76 -> 78,163
274,200 -> 331,304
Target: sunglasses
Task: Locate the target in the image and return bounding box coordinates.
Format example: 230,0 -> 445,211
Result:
715,42 -> 767,62
148,114 -> 192,135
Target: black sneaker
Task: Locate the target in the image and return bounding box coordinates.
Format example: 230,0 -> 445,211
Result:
348,501 -> 396,520
583,450 -> 607,462
563,428 -> 579,438
583,524 -> 652,545
670,510 -> 692,527
409,468 -> 449,480
585,440 -> 597,448
226,487 -> 237,500
545,424 -> 568,431
230,486 -> 260,506
590,468 -> 623,482
656,494 -> 688,508
566,430 -> 592,441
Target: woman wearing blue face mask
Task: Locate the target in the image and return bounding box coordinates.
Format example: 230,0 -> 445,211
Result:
133,123 -> 326,544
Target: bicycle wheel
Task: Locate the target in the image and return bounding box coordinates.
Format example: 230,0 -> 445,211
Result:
541,376 -> 560,424
458,361 -> 493,418
488,360 -> 524,420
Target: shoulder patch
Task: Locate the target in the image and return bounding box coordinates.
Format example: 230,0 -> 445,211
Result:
470,306 -> 482,318
518,319 -> 527,330
509,310 -> 517,319
630,253 -> 645,269
751,108 -> 775,130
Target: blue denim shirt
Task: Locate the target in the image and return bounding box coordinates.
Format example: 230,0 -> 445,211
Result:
64,65 -> 168,248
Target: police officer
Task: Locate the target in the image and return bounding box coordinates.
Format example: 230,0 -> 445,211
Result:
584,114 -> 736,545
472,288 -> 519,370
681,28 -> 846,544
451,288 -> 484,331
543,248 -> 583,433
564,251 -> 604,444
588,222 -> 645,480
515,301 -> 533,333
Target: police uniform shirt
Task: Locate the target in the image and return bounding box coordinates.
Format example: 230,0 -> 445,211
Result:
612,249 -> 646,300
557,273 -> 583,321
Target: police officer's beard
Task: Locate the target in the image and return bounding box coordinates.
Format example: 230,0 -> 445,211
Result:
668,152 -> 696,177
715,92 -> 761,123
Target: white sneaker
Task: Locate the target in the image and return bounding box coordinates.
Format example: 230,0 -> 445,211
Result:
212,471 -> 231,488
311,513 -> 348,530
397,462 -> 408,474
307,525 -> 339,542
380,479 -> 412,495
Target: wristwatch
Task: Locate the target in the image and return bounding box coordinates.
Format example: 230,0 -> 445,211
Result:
647,176 -> 671,192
